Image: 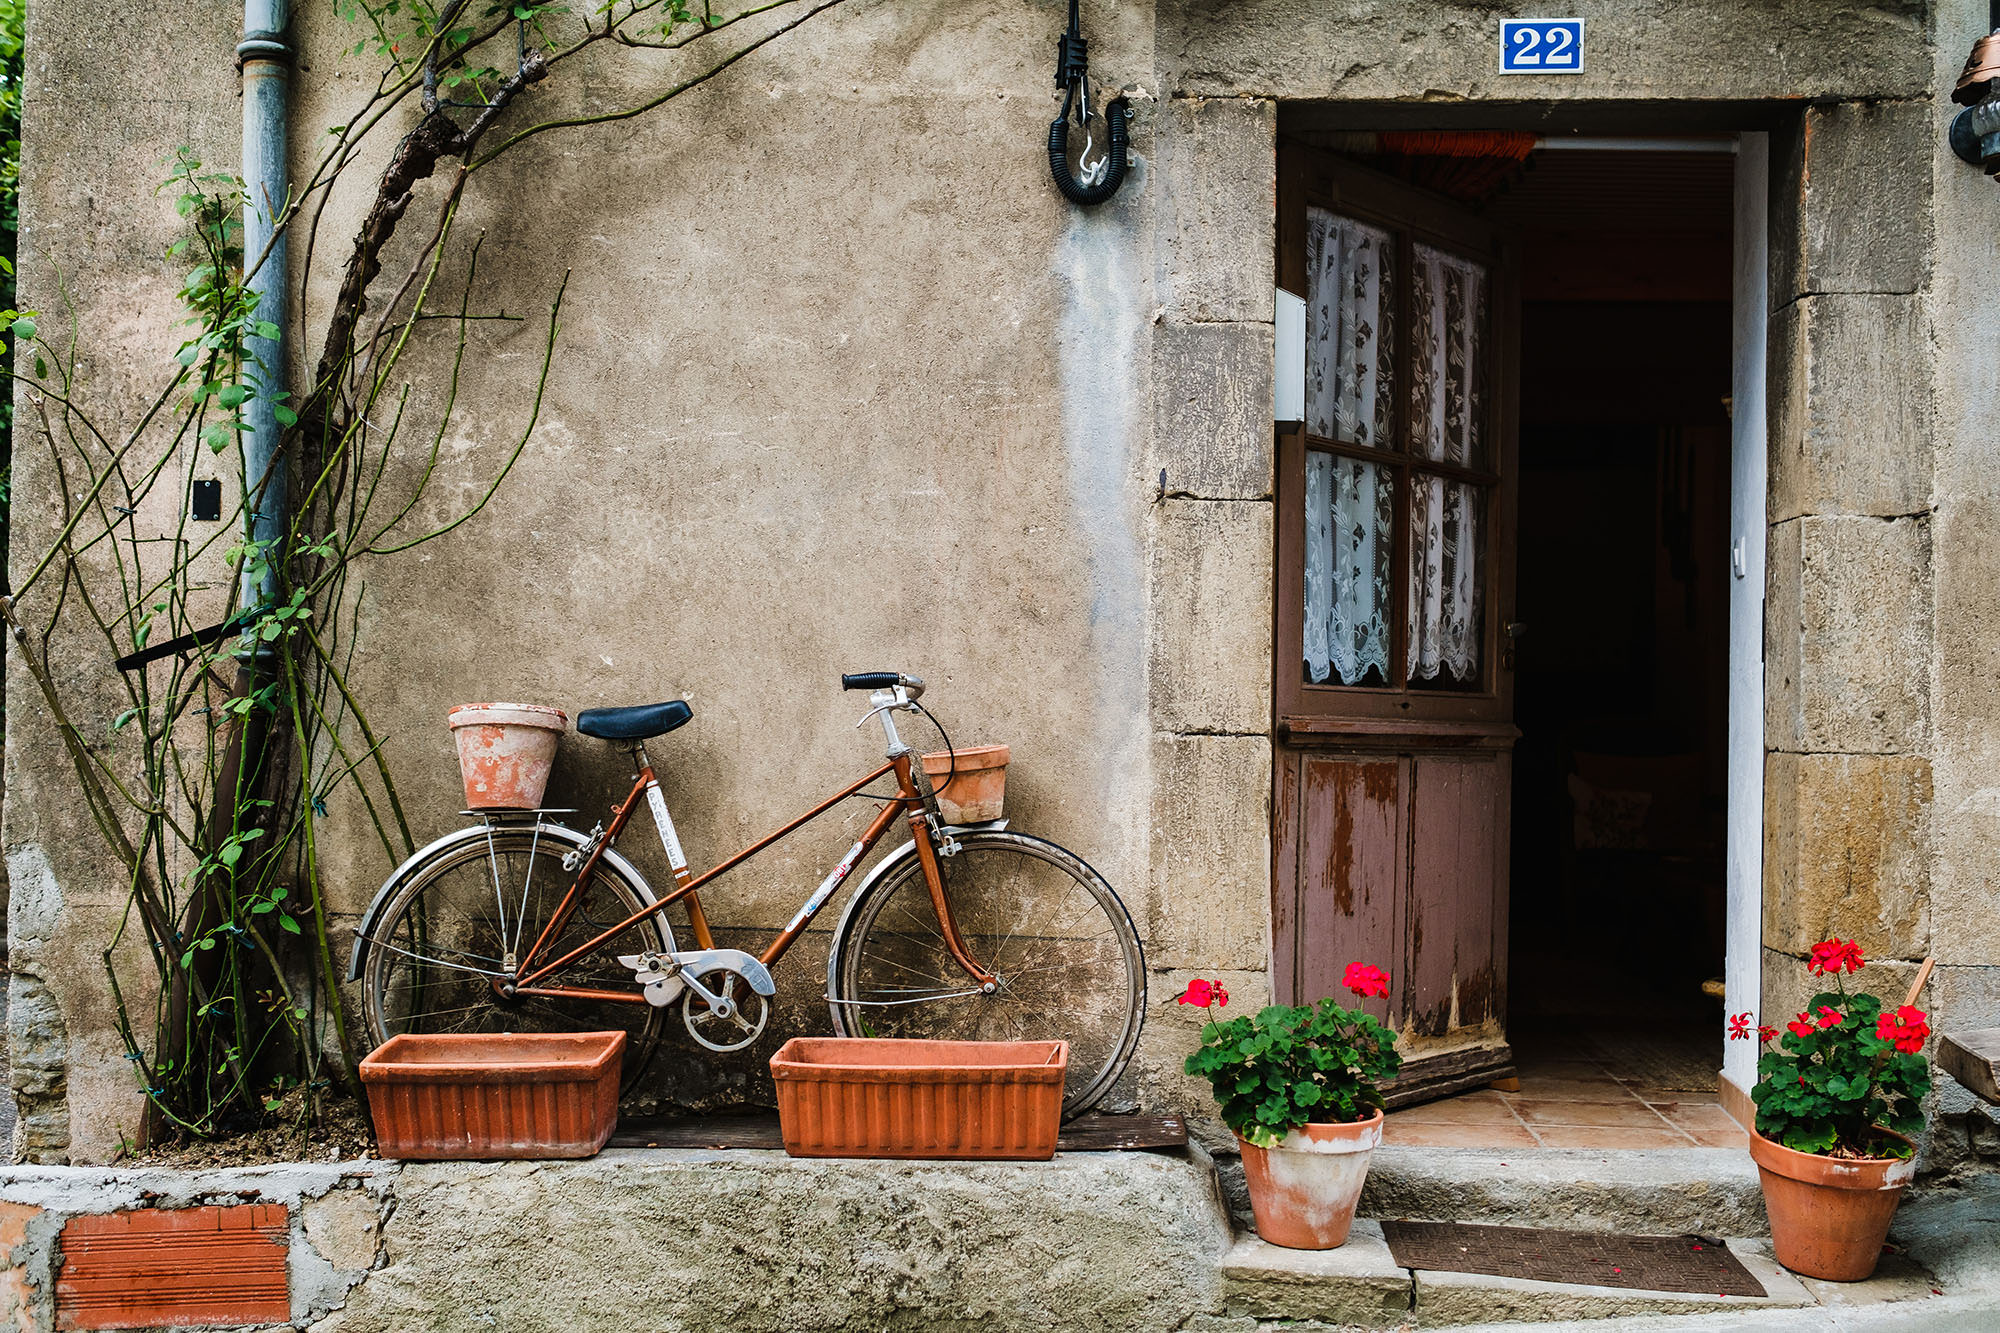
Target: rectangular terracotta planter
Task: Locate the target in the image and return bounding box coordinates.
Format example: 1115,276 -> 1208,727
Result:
770,1037 -> 1066,1160
360,1030 -> 624,1160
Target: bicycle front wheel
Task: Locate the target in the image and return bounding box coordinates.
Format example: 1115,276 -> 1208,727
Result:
825,829 -> 1144,1117
359,829 -> 668,1089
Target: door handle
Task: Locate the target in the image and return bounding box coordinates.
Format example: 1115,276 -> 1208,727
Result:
1502,621 -> 1527,670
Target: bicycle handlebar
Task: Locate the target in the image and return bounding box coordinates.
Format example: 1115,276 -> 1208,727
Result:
841,672 -> 923,698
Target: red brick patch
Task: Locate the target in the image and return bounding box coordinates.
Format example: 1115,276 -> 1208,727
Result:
56,1204 -> 288,1330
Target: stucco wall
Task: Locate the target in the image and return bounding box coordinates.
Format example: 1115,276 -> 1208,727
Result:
8,0 -> 2000,1165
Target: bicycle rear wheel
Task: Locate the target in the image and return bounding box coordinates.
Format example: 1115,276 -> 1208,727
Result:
359,829 -> 668,1089
825,829 -> 1144,1117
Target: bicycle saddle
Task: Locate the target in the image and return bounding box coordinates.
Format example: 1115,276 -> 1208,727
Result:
576,700 -> 693,740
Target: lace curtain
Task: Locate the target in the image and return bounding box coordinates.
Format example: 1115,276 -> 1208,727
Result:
1406,243 -> 1486,686
1302,218 -> 1488,690
1302,208 -> 1394,685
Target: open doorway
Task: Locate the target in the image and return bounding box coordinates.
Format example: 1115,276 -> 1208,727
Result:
1272,130 -> 1749,1144
1492,148 -> 1736,1095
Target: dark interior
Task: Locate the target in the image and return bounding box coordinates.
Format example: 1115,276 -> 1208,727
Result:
1494,151 -> 1736,1036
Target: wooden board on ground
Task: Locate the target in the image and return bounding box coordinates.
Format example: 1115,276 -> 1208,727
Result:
1939,1028 -> 2000,1106
609,1112 -> 1189,1153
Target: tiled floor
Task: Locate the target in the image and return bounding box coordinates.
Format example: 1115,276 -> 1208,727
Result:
1382,1049 -> 1748,1150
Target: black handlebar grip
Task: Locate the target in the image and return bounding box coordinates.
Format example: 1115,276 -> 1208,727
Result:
841,672 -> 901,691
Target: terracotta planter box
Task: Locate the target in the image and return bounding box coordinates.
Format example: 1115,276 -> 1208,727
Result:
771,1037 -> 1065,1160
360,1030 -> 624,1160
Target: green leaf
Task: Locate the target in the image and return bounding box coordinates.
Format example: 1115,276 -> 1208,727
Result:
272,403 -> 298,427
278,914 -> 301,935
201,422 -> 234,453
14,317 -> 36,341
253,321 -> 281,341
112,708 -> 138,731
32,356 -> 45,379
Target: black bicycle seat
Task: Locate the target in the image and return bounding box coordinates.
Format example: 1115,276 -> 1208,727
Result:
576,700 -> 693,741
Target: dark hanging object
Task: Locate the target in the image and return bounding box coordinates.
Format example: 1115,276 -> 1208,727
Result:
1047,0 -> 1129,206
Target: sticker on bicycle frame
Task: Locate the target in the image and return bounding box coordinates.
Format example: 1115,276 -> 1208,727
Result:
646,782 -> 688,871
786,841 -> 865,931
1499,18 -> 1583,74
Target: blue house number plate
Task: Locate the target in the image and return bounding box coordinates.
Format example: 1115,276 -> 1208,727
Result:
1499,19 -> 1584,74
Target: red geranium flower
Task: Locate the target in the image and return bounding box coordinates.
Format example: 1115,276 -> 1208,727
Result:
1786,1012 -> 1817,1039
1807,938 -> 1865,976
1757,1025 -> 1779,1044
1342,962 -> 1390,999
1727,1012 -> 1752,1041
1816,1005 -> 1844,1030
1176,979 -> 1228,1009
1875,1004 -> 1929,1054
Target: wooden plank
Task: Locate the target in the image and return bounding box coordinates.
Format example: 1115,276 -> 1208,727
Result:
608,1113 -> 1189,1154
1939,1029 -> 2000,1107
1381,1045 -> 1516,1109
1297,755 -> 1402,1025
1405,754 -> 1507,1036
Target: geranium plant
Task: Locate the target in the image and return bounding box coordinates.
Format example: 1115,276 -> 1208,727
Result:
1180,963 -> 1402,1148
1733,938 -> 1931,1159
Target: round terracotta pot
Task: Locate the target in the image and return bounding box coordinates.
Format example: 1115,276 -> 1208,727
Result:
921,744 -> 1010,825
447,703 -> 568,810
1237,1110 -> 1384,1250
1748,1127 -> 1916,1281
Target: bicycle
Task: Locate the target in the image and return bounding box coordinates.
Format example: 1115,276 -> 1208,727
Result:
348,672 -> 1146,1116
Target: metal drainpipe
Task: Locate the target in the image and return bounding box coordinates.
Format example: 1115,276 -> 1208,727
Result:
238,1 -> 290,625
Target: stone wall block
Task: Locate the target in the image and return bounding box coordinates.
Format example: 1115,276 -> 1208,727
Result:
1159,2 -> 1931,103
1762,752 -> 1931,961
1155,97 -> 1275,325
1147,734 -> 1272,972
1153,322 -> 1274,500
1771,100 -> 1933,305
1767,295 -> 1931,522
1764,515 -> 1931,755
1150,499 -> 1273,734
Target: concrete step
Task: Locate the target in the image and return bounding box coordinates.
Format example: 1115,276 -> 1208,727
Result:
1359,1144 -> 1768,1236
1220,1223 -> 1819,1328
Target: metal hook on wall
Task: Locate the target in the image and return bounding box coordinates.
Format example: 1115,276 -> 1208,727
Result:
1047,0 -> 1130,206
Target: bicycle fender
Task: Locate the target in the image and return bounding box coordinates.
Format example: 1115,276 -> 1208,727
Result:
345,823 -> 659,982
673,949 -> 777,997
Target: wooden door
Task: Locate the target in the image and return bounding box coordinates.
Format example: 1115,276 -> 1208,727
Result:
1271,148 -> 1521,1106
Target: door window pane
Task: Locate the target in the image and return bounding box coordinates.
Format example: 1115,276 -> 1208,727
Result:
1305,452 -> 1394,686
1305,208 -> 1395,448
1407,474 -> 1485,689
1408,243 -> 1488,469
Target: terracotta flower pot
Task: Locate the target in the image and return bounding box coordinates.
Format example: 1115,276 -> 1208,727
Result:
1238,1110 -> 1384,1250
447,703 -> 567,809
360,1030 -> 624,1160
771,1036 -> 1064,1160
1748,1127 -> 1916,1281
921,744 -> 1009,824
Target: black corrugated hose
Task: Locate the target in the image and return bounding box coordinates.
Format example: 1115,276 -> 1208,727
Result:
1048,0 -> 1129,206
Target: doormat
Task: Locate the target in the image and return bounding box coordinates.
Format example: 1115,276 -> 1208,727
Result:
1580,1031 -> 1719,1093
1381,1221 -> 1766,1297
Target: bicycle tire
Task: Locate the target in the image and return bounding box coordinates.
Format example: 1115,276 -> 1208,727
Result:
825,829 -> 1145,1118
359,828 -> 669,1091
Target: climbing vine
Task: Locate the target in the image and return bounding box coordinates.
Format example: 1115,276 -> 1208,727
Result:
3,0 -> 849,1146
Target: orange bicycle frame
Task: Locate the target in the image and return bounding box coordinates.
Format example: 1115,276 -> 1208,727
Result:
510,751 -> 994,1003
